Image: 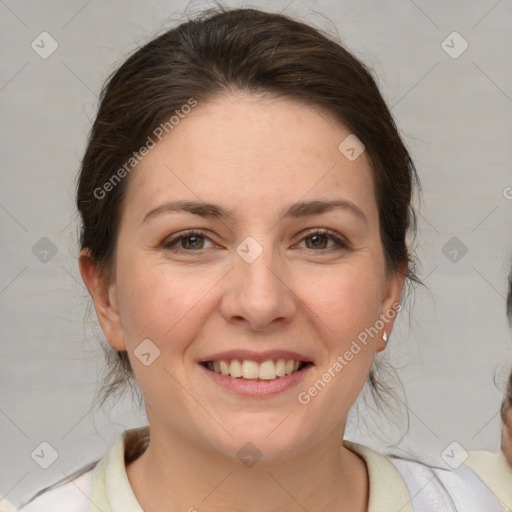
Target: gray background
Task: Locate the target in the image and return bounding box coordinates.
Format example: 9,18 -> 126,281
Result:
1,0 -> 511,508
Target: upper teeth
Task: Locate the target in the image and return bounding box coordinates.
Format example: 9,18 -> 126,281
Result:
206,359 -> 303,380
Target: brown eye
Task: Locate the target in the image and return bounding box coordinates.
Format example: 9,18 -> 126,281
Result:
181,235 -> 204,250
163,231 -> 213,252
305,234 -> 329,249
299,229 -> 349,251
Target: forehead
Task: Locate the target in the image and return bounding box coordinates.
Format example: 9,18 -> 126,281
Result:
122,93 -> 377,225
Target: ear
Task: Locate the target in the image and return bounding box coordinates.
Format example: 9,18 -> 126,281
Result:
78,248 -> 127,351
375,261 -> 407,352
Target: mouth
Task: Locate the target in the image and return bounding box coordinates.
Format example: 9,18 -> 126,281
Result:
200,359 -> 314,381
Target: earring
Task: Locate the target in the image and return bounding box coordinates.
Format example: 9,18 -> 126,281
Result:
383,332 -> 388,343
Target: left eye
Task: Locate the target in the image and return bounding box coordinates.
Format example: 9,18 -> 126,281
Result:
297,230 -> 348,250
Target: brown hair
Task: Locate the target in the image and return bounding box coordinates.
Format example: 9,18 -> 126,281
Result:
76,6 -> 420,407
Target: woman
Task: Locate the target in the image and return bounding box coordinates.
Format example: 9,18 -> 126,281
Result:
18,6 -> 509,511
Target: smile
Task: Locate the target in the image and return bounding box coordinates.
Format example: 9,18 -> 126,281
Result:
202,358 -> 312,380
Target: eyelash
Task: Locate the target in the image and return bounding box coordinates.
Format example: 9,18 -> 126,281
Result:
161,228 -> 350,253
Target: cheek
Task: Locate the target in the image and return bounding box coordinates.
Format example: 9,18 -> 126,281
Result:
115,263 -> 214,399
296,270 -> 382,420
115,257 -> 209,348
298,261 -> 384,340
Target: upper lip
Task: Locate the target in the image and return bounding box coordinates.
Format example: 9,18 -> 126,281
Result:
198,350 -> 313,364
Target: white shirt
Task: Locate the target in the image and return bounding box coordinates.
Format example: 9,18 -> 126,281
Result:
18,427 -> 512,512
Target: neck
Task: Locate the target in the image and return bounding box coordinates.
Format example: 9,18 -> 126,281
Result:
126,424 -> 368,512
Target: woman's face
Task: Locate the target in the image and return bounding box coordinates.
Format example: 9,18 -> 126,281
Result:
81,93 -> 404,460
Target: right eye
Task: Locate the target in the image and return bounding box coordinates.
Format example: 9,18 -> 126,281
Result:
162,230 -> 216,252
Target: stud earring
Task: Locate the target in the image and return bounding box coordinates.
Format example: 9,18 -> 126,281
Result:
383,332 -> 388,343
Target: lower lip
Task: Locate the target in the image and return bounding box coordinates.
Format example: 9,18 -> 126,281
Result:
199,363 -> 313,397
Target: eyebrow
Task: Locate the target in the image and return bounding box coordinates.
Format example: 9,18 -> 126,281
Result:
141,199 -> 368,225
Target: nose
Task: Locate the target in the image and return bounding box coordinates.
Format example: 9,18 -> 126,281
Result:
219,241 -> 297,331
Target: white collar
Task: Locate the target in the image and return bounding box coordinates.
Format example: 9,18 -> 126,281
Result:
89,427 -> 413,512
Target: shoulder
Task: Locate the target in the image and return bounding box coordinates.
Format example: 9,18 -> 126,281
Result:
18,468 -> 94,512
389,452 -> 511,511
345,441 -> 511,512
18,427 -> 149,512
465,450 -> 512,509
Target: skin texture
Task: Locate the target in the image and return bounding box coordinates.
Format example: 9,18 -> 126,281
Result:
79,93 -> 405,511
